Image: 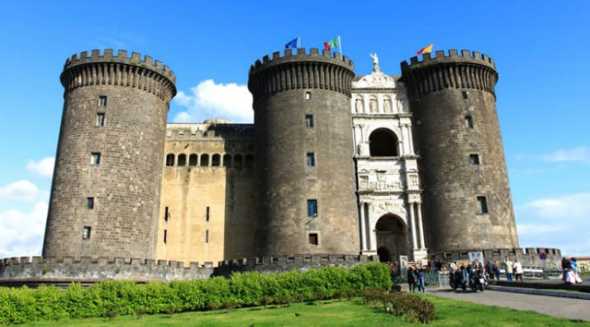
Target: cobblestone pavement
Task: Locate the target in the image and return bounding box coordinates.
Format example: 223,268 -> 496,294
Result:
430,289 -> 590,321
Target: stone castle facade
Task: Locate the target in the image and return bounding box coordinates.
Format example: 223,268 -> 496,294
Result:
42,47 -> 523,267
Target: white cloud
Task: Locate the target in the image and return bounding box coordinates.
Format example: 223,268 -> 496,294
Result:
516,192 -> 590,256
0,201 -> 47,257
26,157 -> 55,178
522,192 -> 590,220
543,146 -> 590,163
0,180 -> 39,202
173,79 -> 253,123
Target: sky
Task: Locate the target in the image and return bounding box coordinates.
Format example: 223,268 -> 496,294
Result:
0,1 -> 588,258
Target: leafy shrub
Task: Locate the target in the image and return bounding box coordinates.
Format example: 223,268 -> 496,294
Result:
362,288 -> 435,323
0,263 -> 391,325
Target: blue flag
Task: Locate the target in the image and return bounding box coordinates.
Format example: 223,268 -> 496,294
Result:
285,37 -> 301,49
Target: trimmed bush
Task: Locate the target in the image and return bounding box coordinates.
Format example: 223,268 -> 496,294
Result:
0,263 -> 391,325
362,288 -> 435,323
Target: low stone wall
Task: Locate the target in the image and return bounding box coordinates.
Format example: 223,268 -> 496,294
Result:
429,247 -> 562,268
0,257 -> 214,282
216,254 -> 378,276
0,254 -> 378,286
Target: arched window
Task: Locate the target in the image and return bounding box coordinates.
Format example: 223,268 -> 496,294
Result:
212,154 -> 221,166
245,154 -> 254,168
234,154 -> 243,169
369,97 -> 378,113
165,154 -> 175,166
369,128 -> 399,157
223,154 -> 232,168
200,154 -> 209,167
355,98 -> 363,113
383,97 -> 393,113
177,154 -> 187,166
189,154 -> 198,166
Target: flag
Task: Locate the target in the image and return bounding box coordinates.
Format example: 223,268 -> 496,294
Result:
417,44 -> 433,55
324,36 -> 342,52
285,37 -> 301,49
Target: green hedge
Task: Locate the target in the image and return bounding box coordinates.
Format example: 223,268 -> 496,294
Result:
0,263 -> 391,325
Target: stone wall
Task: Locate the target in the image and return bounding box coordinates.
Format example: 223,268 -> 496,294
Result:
157,122 -> 258,265
249,48 -> 359,256
0,255 -> 377,284
43,49 -> 176,260
401,49 -> 519,252
0,256 -> 214,282
429,247 -> 562,268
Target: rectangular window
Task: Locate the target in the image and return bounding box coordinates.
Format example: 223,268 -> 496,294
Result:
86,197 -> 94,209
305,91 -> 311,100
469,154 -> 480,165
462,91 -> 468,99
206,206 -> 210,222
205,230 -> 209,243
82,226 -> 92,240
307,199 -> 318,217
90,152 -> 101,165
305,114 -> 314,128
96,113 -> 106,127
306,152 -> 316,167
163,229 -> 168,243
164,206 -> 169,222
309,233 -> 319,245
477,196 -> 489,214
98,95 -> 107,107
465,115 -> 474,128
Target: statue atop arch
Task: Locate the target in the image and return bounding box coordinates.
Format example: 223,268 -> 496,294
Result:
370,52 -> 381,73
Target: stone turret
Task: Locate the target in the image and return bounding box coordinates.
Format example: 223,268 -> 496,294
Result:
43,49 -> 176,259
401,49 -> 518,252
248,48 -> 359,256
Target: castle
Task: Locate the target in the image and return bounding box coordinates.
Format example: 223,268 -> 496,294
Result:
31,47 -> 561,276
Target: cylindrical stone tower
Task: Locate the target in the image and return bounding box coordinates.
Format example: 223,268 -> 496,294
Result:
43,49 -> 176,259
401,49 -> 518,252
248,48 -> 359,256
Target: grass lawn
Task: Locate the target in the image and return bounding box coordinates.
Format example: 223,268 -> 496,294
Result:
18,296 -> 590,327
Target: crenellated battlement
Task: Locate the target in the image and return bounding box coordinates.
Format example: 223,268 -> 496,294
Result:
64,49 -> 175,81
400,49 -> 498,99
60,49 -> 177,101
250,48 -> 353,74
401,49 -> 496,71
0,255 -> 376,283
248,48 -> 355,99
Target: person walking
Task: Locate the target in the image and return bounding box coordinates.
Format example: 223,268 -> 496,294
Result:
513,260 -> 524,282
493,261 -> 501,280
505,258 -> 513,281
417,267 -> 426,293
407,266 -> 417,292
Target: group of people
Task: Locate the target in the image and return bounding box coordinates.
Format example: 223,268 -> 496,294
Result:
406,266 -> 426,293
448,258 -> 525,284
562,257 -> 583,284
448,260 -> 487,291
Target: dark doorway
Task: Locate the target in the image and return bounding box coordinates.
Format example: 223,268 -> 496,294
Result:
369,128 -> 399,157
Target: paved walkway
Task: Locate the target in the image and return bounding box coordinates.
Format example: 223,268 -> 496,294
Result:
430,289 -> 590,321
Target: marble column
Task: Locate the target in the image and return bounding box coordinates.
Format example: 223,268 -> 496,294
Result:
409,202 -> 419,250
359,202 -> 367,251
416,202 -> 426,249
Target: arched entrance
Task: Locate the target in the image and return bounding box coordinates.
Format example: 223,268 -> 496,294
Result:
369,128 -> 399,157
375,213 -> 409,262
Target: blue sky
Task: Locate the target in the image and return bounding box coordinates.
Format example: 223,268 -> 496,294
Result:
0,1 -> 588,257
